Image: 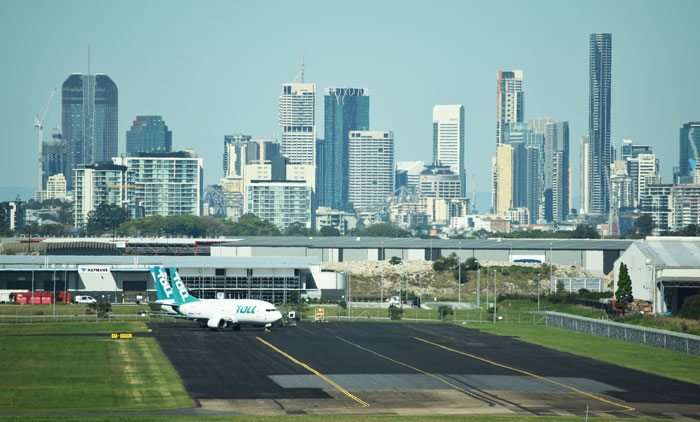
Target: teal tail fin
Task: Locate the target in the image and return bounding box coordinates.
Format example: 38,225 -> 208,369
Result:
151,266 -> 173,301
169,267 -> 198,305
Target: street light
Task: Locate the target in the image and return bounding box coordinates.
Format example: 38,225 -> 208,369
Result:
380,241 -> 384,303
458,241 -> 462,304
549,242 -> 553,296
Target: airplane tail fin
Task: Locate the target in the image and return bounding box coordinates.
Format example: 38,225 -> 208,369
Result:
151,266 -> 174,302
169,267 -> 198,305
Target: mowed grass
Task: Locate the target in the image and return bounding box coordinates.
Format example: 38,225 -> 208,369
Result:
0,329 -> 193,412
471,323 -> 700,385
0,415 -> 678,422
0,321 -> 151,335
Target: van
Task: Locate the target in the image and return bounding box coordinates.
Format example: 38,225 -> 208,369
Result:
74,295 -> 97,304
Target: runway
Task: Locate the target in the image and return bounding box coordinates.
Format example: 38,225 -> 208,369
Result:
149,321 -> 700,418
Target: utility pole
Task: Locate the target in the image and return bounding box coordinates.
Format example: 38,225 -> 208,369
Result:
477,262 -> 481,307
458,242 -> 462,303
493,269 -> 497,323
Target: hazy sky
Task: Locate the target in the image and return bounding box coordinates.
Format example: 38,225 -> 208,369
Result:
1,0 -> 699,209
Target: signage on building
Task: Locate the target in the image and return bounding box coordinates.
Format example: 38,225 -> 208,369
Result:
78,266 -> 111,273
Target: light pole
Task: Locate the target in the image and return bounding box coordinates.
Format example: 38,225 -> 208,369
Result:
549,242 -> 553,294
458,241 -> 462,304
380,241 -> 384,303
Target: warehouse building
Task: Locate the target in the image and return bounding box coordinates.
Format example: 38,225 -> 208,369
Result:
613,237 -> 700,315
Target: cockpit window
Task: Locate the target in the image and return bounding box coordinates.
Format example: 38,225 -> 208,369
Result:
266,308 -> 278,312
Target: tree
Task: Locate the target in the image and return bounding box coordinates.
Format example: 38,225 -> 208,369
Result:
615,262 -> 633,312
320,226 -> 340,236
389,256 -> 402,265
438,305 -> 453,321
85,203 -> 130,236
453,257 -> 479,283
633,215 -> 655,237
229,213 -> 280,236
285,222 -> 318,237
679,294 -> 700,320
571,224 -> 600,239
354,223 -> 411,238
433,253 -> 459,272
20,224 -> 68,237
388,305 -> 404,320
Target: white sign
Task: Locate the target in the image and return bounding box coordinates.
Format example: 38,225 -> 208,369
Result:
78,266 -> 111,273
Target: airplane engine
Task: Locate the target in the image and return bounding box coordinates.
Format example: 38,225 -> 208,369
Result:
207,318 -> 226,329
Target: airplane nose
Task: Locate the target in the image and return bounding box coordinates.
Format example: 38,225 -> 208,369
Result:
274,311 -> 283,322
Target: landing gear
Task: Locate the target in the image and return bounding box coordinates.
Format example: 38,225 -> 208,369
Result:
264,323 -> 272,332
231,325 -> 241,331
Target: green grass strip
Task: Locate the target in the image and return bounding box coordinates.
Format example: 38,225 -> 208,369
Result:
0,415 -> 677,421
471,324 -> 700,385
0,336 -> 192,412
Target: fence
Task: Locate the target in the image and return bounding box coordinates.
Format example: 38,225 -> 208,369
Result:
550,277 -> 605,293
545,312 -> 700,356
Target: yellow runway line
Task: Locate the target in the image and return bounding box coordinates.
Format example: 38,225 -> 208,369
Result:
256,336 -> 369,408
336,336 -> 497,407
414,336 -> 635,412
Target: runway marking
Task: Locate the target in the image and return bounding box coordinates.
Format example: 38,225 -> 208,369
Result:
336,336 -> 497,407
414,336 -> 635,412
255,337 -> 370,409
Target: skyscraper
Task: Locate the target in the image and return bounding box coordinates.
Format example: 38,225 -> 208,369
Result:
531,118 -> 570,222
678,122 -> 700,184
433,105 -> 466,196
348,131 -> 394,211
587,33 -> 612,215
321,87 -> 370,210
62,73 -> 118,190
496,70 -> 524,145
126,116 -> 172,154
580,136 -> 590,214
279,83 -> 316,165
41,132 -> 66,190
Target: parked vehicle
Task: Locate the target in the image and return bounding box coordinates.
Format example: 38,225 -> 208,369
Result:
74,295 -> 97,304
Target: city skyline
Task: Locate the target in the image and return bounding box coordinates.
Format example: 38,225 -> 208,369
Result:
1,1 -> 699,210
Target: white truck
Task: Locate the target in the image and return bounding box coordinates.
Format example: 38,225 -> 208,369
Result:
73,295 -> 97,304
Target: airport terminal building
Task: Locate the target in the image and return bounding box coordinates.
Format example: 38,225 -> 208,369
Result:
0,256 -> 339,304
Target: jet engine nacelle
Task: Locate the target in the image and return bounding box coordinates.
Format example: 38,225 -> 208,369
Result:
207,318 -> 226,329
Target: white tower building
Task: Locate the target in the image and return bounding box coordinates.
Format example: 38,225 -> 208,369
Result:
348,131 -> 394,211
279,83 -> 316,165
433,105 -> 466,195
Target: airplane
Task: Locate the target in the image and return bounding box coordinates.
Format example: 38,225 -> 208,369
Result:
158,266 -> 283,331
150,266 -> 180,315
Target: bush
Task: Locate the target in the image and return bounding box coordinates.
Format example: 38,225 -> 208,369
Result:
388,305 -> 403,320
679,294 -> 700,320
438,305 -> 453,321
88,302 -> 112,318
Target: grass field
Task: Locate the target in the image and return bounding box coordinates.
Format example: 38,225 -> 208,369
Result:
0,326 -> 192,412
472,323 -> 700,385
0,416 -> 680,422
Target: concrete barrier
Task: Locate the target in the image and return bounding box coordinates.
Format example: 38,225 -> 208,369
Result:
545,312 -> 700,356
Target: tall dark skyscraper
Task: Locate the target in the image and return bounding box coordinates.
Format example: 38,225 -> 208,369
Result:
321,87 -> 369,210
41,132 -> 66,190
678,122 -> 700,184
586,33 -> 612,215
62,73 -> 118,190
126,116 -> 172,154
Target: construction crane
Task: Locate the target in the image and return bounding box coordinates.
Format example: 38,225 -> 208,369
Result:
34,87 -> 57,190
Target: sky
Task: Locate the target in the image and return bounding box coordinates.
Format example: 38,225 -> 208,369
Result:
1,0 -> 699,210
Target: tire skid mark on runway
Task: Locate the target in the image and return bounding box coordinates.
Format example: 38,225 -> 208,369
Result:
256,336 -> 370,409
414,336 -> 635,413
335,336 -> 498,407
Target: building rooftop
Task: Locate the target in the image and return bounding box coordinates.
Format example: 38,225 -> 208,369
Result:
636,237 -> 700,268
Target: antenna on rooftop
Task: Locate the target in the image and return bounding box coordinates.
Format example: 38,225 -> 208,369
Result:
293,42 -> 305,83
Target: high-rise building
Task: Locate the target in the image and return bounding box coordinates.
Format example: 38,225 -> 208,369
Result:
245,181 -> 313,231
279,83 -> 316,165
580,136 -> 590,214
586,33 -> 612,215
503,123 -> 542,222
41,132 -> 66,190
126,116 -> 172,154
46,174 -> 67,200
620,139 -> 652,161
223,136 -> 280,179
627,153 -> 658,206
678,122 -> 700,184
531,118 -> 570,222
495,144 -> 513,213
348,131 -> 394,211
419,163 -> 462,199
433,105 -> 466,195
73,162 -> 127,229
395,161 -> 424,191
496,70 -> 524,145
321,87 -> 370,210
62,73 -> 118,190
113,151 -> 204,218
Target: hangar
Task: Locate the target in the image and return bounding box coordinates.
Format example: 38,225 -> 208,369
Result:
613,237 -> 700,314
0,256 -> 336,304
212,237 -> 632,275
